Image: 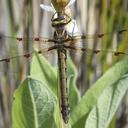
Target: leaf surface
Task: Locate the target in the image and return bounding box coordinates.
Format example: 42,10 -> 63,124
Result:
71,57 -> 128,128
12,77 -> 57,128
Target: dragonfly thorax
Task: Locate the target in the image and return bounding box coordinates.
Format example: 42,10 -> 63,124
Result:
53,28 -> 70,51
54,28 -> 69,41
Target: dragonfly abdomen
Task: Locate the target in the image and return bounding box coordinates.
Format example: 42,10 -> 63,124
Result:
57,49 -> 69,124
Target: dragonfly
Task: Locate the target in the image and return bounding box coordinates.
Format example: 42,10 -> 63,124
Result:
0,0 -> 128,124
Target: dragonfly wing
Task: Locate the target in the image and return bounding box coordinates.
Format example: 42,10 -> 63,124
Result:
68,28 -> 128,41
0,43 -> 57,75
66,19 -> 80,36
0,35 -> 56,62
0,46 -> 57,62
66,0 -> 76,8
64,44 -> 128,56
0,35 -> 55,43
40,4 -> 55,12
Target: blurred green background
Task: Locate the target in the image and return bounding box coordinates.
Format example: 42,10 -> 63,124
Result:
0,0 -> 128,128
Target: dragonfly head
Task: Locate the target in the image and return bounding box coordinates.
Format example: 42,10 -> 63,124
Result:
51,12 -> 71,28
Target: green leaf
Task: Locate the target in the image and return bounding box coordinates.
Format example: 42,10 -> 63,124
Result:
84,75 -> 128,128
71,57 -> 128,128
30,53 -> 58,95
12,77 -> 57,128
67,58 -> 81,111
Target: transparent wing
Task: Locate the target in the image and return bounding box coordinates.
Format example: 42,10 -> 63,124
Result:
66,19 -> 80,36
40,4 -> 55,12
0,35 -> 54,42
1,41 -> 127,67
0,37 -> 127,75
66,0 -> 76,8
0,35 -> 55,65
0,39 -> 57,75
0,47 -> 56,62
64,44 -> 128,56
67,28 -> 128,42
